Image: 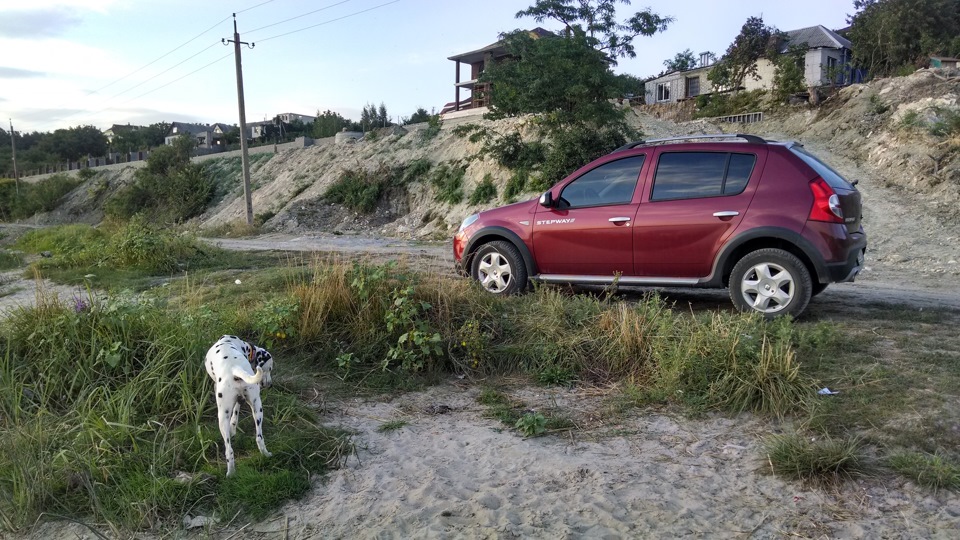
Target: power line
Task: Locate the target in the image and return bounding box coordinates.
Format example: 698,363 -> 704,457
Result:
246,0 -> 355,34
107,42 -> 221,100
79,53 -> 234,121
88,16 -> 230,96
257,0 -> 400,43
237,0 -> 277,15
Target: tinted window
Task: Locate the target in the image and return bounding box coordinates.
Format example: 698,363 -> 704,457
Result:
651,152 -> 756,201
560,156 -> 644,208
725,153 -> 755,194
789,145 -> 854,190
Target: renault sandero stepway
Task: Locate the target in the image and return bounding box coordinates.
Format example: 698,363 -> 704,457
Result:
453,134 -> 866,318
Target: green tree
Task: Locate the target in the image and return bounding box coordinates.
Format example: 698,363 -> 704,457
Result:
517,0 -> 673,63
313,110 -> 354,138
663,49 -> 698,72
848,0 -> 960,77
38,125 -> 108,162
404,107 -> 433,125
708,17 -> 784,92
772,45 -> 807,102
481,30 -> 622,129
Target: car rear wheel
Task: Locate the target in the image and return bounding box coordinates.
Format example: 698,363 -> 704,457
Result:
471,240 -> 527,295
729,248 -> 812,318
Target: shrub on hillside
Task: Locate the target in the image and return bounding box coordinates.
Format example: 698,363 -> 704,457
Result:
0,174 -> 82,221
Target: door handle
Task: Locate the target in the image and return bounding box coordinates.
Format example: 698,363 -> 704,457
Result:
608,217 -> 631,223
712,211 -> 739,217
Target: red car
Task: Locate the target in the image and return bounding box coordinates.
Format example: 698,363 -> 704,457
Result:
453,134 -> 866,318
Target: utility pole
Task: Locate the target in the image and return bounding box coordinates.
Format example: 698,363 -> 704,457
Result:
223,14 -> 255,226
8,119 -> 18,196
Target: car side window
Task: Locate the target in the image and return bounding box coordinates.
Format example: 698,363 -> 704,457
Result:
651,152 -> 756,201
559,156 -> 645,209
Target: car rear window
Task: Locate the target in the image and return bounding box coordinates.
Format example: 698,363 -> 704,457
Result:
788,145 -> 854,190
651,152 -> 756,201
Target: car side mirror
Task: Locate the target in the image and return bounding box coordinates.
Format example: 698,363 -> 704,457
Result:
539,191 -> 554,208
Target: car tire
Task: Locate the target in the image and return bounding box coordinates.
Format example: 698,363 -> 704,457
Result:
471,240 -> 528,295
729,248 -> 812,318
811,282 -> 828,297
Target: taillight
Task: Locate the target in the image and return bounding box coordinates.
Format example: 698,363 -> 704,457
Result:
808,177 -> 843,223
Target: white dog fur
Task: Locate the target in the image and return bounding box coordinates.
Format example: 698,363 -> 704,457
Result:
204,335 -> 275,476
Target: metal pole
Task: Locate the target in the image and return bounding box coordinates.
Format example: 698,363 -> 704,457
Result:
9,119 -> 19,195
225,14 -> 254,226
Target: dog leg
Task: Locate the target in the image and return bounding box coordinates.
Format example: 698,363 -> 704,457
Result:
216,389 -> 236,476
230,398 -> 242,436
246,389 -> 272,458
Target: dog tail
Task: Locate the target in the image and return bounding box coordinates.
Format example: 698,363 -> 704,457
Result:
232,366 -> 264,385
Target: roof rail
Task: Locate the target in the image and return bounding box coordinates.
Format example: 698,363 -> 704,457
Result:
614,133 -> 766,152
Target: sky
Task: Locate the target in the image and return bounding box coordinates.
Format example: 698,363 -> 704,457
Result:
0,0 -> 859,134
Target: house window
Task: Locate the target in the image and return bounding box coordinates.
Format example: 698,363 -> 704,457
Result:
685,76 -> 700,98
656,83 -> 670,102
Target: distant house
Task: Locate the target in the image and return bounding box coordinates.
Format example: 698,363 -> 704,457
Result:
165,122 -> 231,150
930,56 -> 959,69
444,28 -> 553,115
103,123 -> 142,144
644,25 -> 853,105
276,112 -> 316,125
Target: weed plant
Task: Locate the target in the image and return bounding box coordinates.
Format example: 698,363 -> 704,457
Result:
764,433 -> 868,484
889,451 -> 960,490
468,174 -> 498,205
430,163 -> 466,204
694,89 -> 768,119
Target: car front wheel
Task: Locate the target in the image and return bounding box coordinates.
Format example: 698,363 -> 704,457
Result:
729,248 -> 812,318
470,240 -> 528,295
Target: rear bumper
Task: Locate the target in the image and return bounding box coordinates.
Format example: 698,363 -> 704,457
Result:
824,243 -> 866,283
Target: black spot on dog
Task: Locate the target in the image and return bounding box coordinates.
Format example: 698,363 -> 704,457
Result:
234,377 -> 242,382
218,377 -> 222,382
257,434 -> 262,439
218,392 -> 223,398
256,418 -> 261,425
229,335 -> 238,339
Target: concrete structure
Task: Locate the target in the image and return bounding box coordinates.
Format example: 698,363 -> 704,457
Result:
645,25 -> 853,105
276,112 -> 316,125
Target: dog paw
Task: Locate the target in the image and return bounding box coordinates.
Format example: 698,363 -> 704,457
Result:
262,450 -> 273,458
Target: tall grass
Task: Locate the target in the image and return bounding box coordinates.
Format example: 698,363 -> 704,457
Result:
0,287 -> 348,532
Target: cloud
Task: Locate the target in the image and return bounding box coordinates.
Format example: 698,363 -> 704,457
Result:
0,67 -> 46,79
0,9 -> 82,38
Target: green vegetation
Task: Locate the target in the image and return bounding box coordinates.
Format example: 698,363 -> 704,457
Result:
849,0 -> 960,77
764,433 -> 868,484
3,232 -> 960,533
693,89 -> 768,119
897,106 -> 960,139
325,164 -> 401,213
430,162 -> 466,204
889,451 -> 960,490
708,16 -> 784,92
0,174 -> 83,222
469,174 -> 498,205
105,136 -> 215,224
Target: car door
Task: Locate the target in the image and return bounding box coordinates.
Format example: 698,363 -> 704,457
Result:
632,149 -> 765,278
532,154 -> 646,276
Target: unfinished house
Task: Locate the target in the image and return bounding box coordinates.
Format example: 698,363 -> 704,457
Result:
444,28 -> 552,115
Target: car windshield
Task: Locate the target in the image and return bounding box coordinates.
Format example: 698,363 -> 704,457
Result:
789,145 -> 855,190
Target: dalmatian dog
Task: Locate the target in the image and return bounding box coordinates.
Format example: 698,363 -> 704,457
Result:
204,335 -> 274,476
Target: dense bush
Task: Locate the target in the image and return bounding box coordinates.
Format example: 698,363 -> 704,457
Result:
105,137 -> 215,224
0,174 -> 82,221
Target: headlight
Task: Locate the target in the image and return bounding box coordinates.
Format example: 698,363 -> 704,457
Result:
457,213 -> 479,233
